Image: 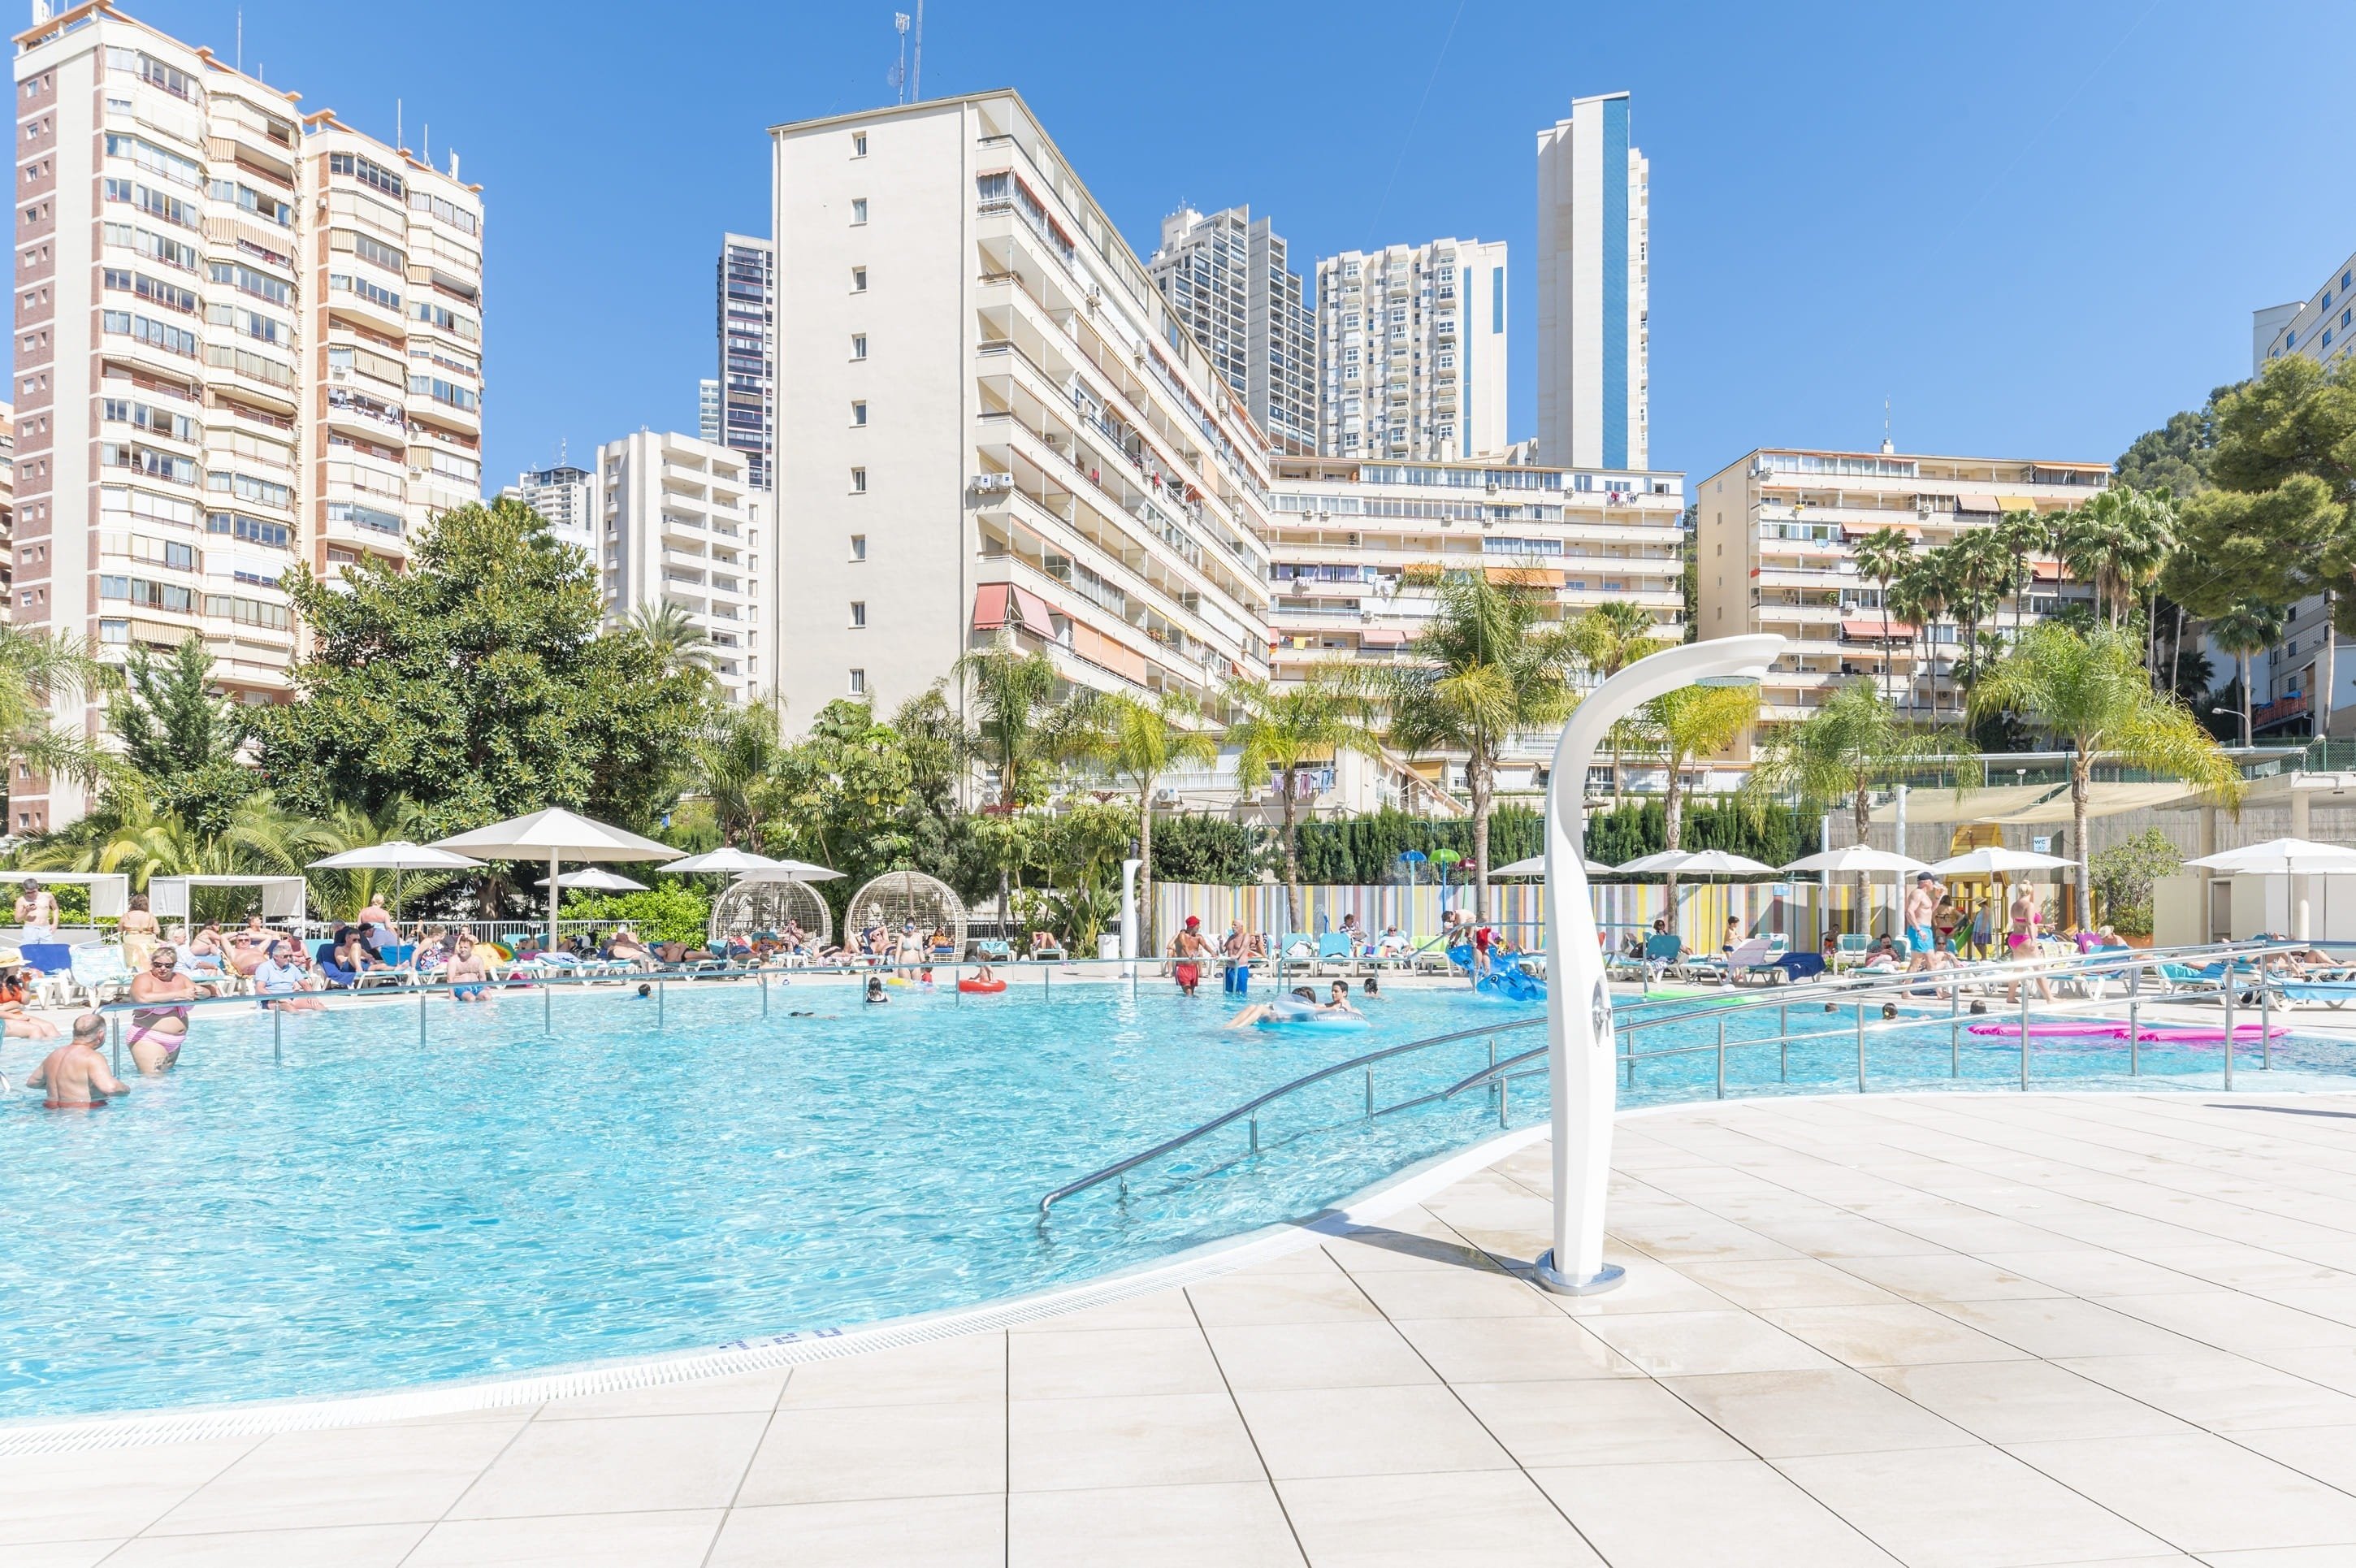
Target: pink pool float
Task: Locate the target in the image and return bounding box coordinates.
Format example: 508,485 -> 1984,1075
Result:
1967,1021 -> 2289,1045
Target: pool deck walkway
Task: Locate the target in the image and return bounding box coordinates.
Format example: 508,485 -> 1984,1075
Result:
23,1089 -> 2356,1564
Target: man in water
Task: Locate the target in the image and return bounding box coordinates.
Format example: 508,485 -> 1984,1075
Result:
26,1012 -> 128,1110
1904,873 -> 1944,972
447,934 -> 492,1003
1221,921 -> 1249,995
1170,916 -> 1210,996
1323,980 -> 1364,1016
1228,985 -> 1321,1029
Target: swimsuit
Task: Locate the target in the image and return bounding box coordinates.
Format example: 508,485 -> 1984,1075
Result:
128,1002 -> 191,1060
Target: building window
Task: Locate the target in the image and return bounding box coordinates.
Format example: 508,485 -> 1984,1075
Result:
851,333 -> 867,360
851,266 -> 867,292
851,198 -> 868,225
850,600 -> 866,627
849,668 -> 867,695
852,132 -> 868,157
851,466 -> 867,492
850,533 -> 867,561
851,400 -> 868,427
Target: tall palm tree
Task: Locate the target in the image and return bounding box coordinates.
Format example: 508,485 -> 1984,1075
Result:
1567,601 -> 1666,806
1992,509 -> 2047,636
1743,679 -> 1977,912
2207,603 -> 2289,747
1889,559 -> 1947,719
1629,683 -> 1759,899
953,646 -> 1073,810
1851,527 -> 1916,710
1970,623 -> 2243,922
1372,569 -> 1580,922
2059,487 -> 2176,630
0,622 -> 110,791
1934,531 -> 2009,695
626,601 -> 712,681
686,699 -> 786,845
1068,688 -> 1219,946
1223,674 -> 1382,929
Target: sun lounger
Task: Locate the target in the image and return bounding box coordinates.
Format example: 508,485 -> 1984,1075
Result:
2269,978 -> 2356,1010
1314,933 -> 1358,976
67,942 -> 136,1005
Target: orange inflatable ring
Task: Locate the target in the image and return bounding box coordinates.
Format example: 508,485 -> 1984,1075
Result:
957,977 -> 1007,994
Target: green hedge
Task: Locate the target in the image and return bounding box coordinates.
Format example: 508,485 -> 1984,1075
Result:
561,885 -> 712,946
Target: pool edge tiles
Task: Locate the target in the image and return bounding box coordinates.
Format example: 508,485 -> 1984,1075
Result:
0,1115 -> 1555,1455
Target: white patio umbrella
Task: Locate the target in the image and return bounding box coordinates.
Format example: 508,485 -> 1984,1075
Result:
1782,845 -> 1934,942
1491,853 -> 1617,877
431,808 -> 678,956
307,841 -> 484,929
1929,847 -> 2079,877
656,847 -> 786,876
535,868 -> 648,893
1616,849 -> 1778,876
2187,838 -> 2356,941
728,860 -> 846,883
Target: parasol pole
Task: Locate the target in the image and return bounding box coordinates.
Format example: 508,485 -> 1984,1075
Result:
549,851 -> 561,958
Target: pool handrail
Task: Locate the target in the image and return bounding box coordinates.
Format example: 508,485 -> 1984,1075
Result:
1034,937 -> 2304,1214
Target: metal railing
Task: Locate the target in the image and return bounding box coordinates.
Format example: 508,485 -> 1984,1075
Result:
1036,938 -> 2315,1215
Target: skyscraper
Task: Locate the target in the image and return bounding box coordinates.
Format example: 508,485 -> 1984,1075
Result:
499,461 -> 596,556
1535,91 -> 1648,470
1314,239 -> 1507,461
1147,206 -> 1316,455
715,234 -> 774,489
11,3 -> 485,829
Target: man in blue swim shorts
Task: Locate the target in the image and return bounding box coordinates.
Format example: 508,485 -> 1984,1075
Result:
1904,871 -> 1943,971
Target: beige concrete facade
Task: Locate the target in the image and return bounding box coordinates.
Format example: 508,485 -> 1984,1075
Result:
596,429 -> 770,707
1314,239 -> 1508,463
767,91 -> 1273,726
1694,447 -> 2109,740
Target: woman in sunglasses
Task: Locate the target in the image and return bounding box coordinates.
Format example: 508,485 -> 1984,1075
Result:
126,942 -> 198,1074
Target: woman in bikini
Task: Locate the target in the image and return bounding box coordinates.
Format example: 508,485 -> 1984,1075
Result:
125,942 -> 197,1073
117,892 -> 161,971
2006,882 -> 2057,1003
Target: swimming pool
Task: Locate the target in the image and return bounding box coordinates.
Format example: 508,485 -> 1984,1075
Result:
4,976 -> 2352,1425
0,978 -> 1541,1422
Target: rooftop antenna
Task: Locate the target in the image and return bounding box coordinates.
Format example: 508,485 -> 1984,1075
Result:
396,97 -> 402,150
234,8 -> 241,72
910,0 -> 923,102
890,13 -> 909,104
1881,396 -> 1893,455
422,122 -> 429,162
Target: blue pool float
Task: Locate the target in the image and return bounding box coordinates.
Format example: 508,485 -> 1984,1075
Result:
1448,942 -> 1547,1002
1254,999 -> 1371,1032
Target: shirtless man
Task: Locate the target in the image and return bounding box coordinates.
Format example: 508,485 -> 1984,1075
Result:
447,934 -> 493,1003
1322,980 -> 1363,1016
1903,873 -> 1944,972
12,878 -> 58,940
26,1012 -> 128,1110
125,943 -> 197,1073
1169,916 -> 1211,996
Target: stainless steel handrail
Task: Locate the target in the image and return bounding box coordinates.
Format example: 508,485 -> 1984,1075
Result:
1035,938 -> 2309,1214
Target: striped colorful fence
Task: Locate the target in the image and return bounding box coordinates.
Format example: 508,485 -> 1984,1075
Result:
1150,878 -> 1913,956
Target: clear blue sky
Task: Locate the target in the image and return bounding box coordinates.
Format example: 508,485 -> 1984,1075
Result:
106,0 -> 2356,485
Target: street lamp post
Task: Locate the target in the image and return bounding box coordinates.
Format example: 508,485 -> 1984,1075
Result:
1534,634 -> 1782,1296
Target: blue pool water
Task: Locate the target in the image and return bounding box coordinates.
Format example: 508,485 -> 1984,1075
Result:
0,978 -> 1541,1421
3,976 -> 2352,1423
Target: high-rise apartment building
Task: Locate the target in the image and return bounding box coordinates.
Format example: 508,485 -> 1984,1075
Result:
10,3 -> 484,829
2254,251 -> 2356,373
499,461 -> 596,556
1147,205 -> 1316,456
696,376 -> 720,444
0,401 -> 15,596
1694,447 -> 2109,745
767,92 -> 1273,726
1314,239 -> 1507,462
715,234 -> 774,490
1535,91 -> 1648,470
596,430 -> 770,707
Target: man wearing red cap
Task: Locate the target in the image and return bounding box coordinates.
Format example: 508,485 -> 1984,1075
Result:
1169,916 -> 1210,996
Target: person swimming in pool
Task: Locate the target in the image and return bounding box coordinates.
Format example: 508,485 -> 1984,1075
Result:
1227,985 -> 1322,1029
447,934 -> 492,1003
26,1012 -> 128,1110
864,975 -> 890,1005
126,942 -> 196,1073
1323,980 -> 1364,1016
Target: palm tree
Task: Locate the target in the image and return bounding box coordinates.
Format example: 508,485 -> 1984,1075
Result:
0,622 -> 110,790
953,646 -> 1074,810
303,797 -> 453,920
2207,604 -> 2289,747
1970,623 -> 2243,922
1373,569 -> 1580,922
1629,683 -> 1759,899
1934,531 -> 2009,694
1851,527 -> 1916,709
1223,674 -> 1382,929
1990,509 -> 2047,637
1889,559 -> 1946,719
1068,688 -> 1219,946
1567,601 -> 1666,806
1743,679 -> 1978,912
2059,487 -> 2176,630
686,699 -> 786,846
626,601 -> 712,680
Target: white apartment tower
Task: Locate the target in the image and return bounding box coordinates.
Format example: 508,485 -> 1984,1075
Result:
596,430 -> 769,707
1535,91 -> 1648,470
766,92 -> 1273,725
696,376 -> 720,444
715,233 -> 774,490
1314,238 -> 1507,462
1147,205 -> 1316,456
10,3 -> 485,829
499,461 -> 596,556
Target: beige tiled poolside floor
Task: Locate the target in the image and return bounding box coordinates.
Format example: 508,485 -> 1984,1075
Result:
21,1091 -> 2356,1564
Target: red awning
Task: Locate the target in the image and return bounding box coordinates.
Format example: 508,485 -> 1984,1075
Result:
971,583 -> 1060,633
2032,559 -> 2064,582
1841,618 -> 1918,641
1358,628 -> 1408,647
